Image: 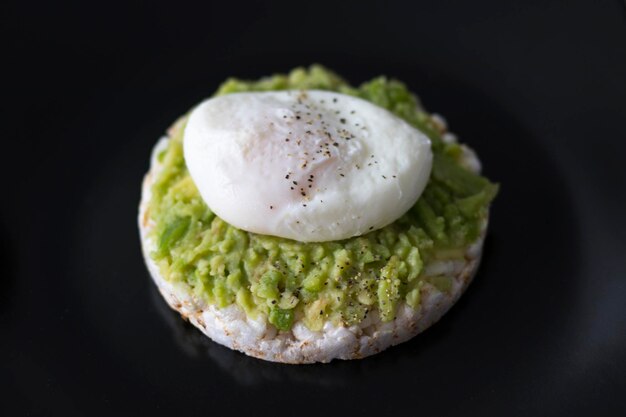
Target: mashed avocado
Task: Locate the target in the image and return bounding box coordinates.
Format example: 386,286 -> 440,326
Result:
148,65 -> 498,331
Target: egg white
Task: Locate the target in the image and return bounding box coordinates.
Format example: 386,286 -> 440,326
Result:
184,90 -> 432,242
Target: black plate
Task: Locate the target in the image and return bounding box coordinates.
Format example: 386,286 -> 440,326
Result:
3,1 -> 625,416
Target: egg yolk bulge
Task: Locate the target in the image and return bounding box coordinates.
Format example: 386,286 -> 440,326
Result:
184,90 -> 432,242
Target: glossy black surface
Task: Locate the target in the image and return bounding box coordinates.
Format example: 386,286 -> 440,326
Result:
3,1 -> 625,416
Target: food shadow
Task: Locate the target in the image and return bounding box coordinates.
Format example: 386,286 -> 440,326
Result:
0,222 -> 15,314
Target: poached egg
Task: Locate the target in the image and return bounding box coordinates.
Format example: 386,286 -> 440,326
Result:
184,90 -> 432,242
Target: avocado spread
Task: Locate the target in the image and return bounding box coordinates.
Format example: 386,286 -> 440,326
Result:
148,65 -> 498,331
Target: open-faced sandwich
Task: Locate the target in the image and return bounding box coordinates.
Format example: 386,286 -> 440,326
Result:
138,65 -> 498,363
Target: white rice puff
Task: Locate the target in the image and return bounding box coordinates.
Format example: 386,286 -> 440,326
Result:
139,134 -> 487,364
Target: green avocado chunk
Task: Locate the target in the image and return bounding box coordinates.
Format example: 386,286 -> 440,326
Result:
147,65 -> 498,331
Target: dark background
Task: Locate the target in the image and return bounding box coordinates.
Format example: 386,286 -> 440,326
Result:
2,1 -> 625,416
